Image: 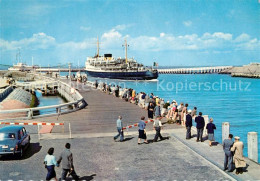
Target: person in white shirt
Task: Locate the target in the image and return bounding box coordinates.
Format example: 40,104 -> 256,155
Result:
153,116 -> 164,142
44,147 -> 59,181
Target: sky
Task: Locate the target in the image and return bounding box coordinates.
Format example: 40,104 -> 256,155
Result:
0,0 -> 259,67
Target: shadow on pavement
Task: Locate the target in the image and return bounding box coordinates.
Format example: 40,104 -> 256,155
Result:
0,142 -> 42,161
65,174 -> 96,181
123,137 -> 134,142
147,136 -> 170,143
211,142 -> 219,146
79,174 -> 96,181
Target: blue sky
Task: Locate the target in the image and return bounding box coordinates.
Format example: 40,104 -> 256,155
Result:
0,0 -> 259,67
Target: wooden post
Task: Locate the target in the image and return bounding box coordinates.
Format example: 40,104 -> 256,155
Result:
248,132 -> 258,162
222,122 -> 230,143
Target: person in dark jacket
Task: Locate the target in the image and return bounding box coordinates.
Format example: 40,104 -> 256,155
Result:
195,112 -> 205,142
223,134 -> 234,172
206,118 -> 216,146
185,110 -> 193,139
148,102 -> 155,119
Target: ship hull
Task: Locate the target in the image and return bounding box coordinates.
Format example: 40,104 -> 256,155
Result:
85,70 -> 158,80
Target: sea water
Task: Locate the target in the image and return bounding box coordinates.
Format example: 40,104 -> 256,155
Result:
87,74 -> 260,162
35,90 -> 65,115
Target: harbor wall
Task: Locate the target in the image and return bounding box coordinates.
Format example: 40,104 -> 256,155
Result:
0,86 -> 13,102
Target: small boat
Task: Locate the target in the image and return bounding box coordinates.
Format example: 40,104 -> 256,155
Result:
8,50 -> 39,72
8,62 -> 39,72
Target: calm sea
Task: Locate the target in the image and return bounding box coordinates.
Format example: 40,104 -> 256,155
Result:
87,73 -> 260,162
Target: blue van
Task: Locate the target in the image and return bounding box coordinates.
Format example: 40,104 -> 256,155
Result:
0,126 -> 30,158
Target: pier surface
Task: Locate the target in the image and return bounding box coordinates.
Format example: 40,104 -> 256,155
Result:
0,80 -> 259,180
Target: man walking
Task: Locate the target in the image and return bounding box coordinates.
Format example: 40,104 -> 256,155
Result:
223,134 -> 234,172
114,116 -> 124,142
154,103 -> 161,118
153,116 -> 164,142
185,110 -> 193,139
57,143 -> 79,181
195,112 -> 205,142
231,136 -> 246,174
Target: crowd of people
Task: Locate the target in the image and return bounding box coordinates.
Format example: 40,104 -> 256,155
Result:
94,80 -> 246,175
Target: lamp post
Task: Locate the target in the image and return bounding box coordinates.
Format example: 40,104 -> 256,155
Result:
58,63 -> 61,80
68,62 -> 71,79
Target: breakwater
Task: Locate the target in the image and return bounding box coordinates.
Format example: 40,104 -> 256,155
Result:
158,66 -> 232,74
222,63 -> 260,78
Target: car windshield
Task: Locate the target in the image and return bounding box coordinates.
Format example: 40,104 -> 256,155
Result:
0,133 -> 15,140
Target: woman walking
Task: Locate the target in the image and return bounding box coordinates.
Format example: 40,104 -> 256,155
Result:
44,147 -> 58,181
138,116 -> 148,144
206,118 -> 216,146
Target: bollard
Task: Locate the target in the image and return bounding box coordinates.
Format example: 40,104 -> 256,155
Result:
203,115 -> 209,136
248,132 -> 258,163
222,122 -> 230,143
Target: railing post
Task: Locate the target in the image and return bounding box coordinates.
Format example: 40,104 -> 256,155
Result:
222,122 -> 230,143
69,122 -> 72,139
28,109 -> 33,119
248,132 -> 258,162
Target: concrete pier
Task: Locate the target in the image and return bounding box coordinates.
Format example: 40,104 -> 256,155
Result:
1,79 -> 259,180
248,132 -> 258,162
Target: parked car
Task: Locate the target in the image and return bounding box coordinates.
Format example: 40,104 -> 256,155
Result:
0,126 -> 30,158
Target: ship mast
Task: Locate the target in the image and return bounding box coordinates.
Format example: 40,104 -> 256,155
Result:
124,39 -> 129,63
97,36 -> 100,58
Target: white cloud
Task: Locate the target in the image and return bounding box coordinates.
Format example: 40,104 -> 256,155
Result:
80,26 -> 91,31
102,29 -> 122,39
160,33 -> 165,38
202,32 -> 232,40
0,32 -> 55,51
235,33 -> 250,42
183,21 -> 192,27
1,31 -> 259,57
113,24 -> 134,31
212,32 -> 232,40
